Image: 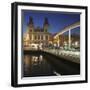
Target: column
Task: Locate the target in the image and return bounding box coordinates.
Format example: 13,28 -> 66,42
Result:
43,35 -> 45,45
57,36 -> 60,47
40,35 -> 41,40
39,35 -> 41,44
44,35 -> 45,41
68,29 -> 71,50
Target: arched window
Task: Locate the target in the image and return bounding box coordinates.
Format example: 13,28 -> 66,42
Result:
45,35 -> 48,40
38,35 -> 40,40
41,35 -> 43,40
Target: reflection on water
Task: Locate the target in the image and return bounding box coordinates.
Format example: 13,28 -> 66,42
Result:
23,54 -> 56,77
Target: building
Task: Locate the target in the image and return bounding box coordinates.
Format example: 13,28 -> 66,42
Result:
53,34 -> 80,49
23,17 -> 80,50
23,17 -> 52,48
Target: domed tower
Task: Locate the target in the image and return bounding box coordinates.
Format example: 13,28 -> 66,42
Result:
28,16 -> 34,32
43,17 -> 49,32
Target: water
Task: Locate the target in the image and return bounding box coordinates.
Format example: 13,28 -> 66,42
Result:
23,53 -> 57,77
22,51 -> 80,77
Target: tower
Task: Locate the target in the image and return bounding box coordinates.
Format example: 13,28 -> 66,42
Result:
43,17 -> 49,32
27,16 -> 34,44
28,16 -> 34,32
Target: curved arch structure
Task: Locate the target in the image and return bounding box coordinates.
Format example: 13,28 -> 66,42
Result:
54,21 -> 80,49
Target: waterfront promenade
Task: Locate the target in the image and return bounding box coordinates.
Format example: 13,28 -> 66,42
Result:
43,49 -> 80,64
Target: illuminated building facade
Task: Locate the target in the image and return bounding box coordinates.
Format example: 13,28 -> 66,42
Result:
23,17 -> 52,47
23,17 -> 80,50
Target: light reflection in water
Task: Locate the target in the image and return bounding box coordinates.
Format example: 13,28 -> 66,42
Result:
23,54 -> 56,77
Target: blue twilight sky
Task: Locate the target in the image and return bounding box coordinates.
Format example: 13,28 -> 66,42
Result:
22,10 -> 80,35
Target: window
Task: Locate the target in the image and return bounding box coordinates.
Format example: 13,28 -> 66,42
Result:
38,35 -> 40,40
46,35 -> 48,40
41,35 -> 43,40
29,35 -> 32,40
34,35 -> 37,40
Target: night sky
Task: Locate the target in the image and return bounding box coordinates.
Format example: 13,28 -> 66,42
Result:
22,10 -> 80,35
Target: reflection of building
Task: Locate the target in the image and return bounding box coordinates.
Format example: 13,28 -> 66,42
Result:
23,17 -> 52,47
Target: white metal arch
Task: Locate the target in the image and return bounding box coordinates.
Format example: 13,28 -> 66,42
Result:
54,21 -> 80,38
